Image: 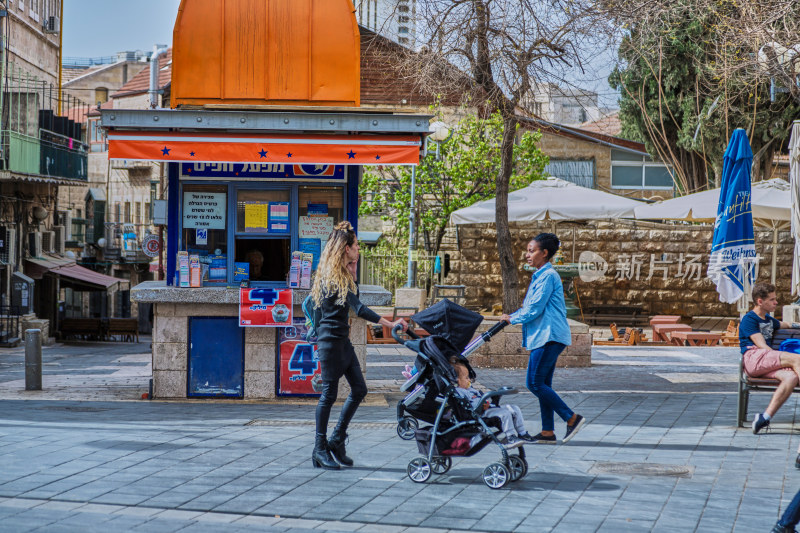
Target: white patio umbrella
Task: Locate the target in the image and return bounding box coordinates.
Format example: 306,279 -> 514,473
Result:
633,178 -> 790,226
635,178 -> 791,283
449,177 -> 644,224
790,121 -> 800,297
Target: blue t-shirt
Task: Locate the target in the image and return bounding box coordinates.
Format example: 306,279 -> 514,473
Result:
739,310 -> 781,354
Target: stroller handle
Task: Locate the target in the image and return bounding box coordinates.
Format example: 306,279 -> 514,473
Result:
391,323 -> 420,344
461,319 -> 509,358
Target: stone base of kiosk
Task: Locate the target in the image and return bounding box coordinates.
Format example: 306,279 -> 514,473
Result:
132,281 -> 392,400
467,318 -> 592,368
783,305 -> 800,323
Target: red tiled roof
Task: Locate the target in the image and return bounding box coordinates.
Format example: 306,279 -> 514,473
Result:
519,115 -> 648,154
112,49 -> 172,97
580,112 -> 622,137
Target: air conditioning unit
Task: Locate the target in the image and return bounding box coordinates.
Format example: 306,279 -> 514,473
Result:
28,232 -> 42,258
41,231 -> 55,254
43,15 -> 59,34
1,228 -> 16,265
52,226 -> 66,254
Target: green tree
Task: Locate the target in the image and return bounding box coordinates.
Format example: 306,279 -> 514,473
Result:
608,0 -> 800,192
359,109 -> 548,260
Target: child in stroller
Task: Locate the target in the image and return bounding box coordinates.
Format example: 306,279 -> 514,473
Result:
449,356 -> 536,447
393,300 -> 529,489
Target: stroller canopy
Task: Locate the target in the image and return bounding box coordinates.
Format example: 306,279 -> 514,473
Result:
411,299 -> 484,353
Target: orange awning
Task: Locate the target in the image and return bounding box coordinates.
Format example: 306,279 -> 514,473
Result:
107,131 -> 421,165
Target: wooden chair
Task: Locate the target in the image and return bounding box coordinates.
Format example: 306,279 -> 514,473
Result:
720,320 -> 739,347
594,328 -> 637,346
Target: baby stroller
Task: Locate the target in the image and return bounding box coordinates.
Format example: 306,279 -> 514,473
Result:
391,299 -> 525,489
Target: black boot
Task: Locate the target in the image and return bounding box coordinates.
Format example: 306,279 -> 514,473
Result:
328,429 -> 353,467
311,434 -> 339,470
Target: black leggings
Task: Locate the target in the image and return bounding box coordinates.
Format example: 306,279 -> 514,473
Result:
315,341 -> 368,436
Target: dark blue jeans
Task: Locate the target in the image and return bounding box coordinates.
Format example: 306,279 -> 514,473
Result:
778,488 -> 800,529
526,341 -> 573,432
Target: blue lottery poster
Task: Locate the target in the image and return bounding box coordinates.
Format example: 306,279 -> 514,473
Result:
299,238 -> 322,270
307,203 -> 328,216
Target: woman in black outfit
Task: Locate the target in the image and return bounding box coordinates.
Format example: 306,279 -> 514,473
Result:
311,221 -> 407,470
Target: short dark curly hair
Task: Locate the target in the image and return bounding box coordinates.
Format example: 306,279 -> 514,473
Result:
752,282 -> 776,303
532,233 -> 560,260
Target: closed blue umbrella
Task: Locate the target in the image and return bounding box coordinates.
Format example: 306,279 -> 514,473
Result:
707,128 -> 757,304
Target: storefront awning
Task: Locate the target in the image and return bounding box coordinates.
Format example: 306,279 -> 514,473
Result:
108,131 -> 422,165
26,256 -> 128,290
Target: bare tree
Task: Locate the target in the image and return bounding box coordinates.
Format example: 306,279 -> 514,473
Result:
404,0 -> 611,311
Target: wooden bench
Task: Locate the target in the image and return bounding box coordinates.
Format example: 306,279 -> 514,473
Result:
59,318 -> 104,341
737,329 -> 800,427
106,318 -> 139,342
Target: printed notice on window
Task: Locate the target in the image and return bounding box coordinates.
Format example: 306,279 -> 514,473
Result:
244,202 -> 269,233
182,192 -> 226,229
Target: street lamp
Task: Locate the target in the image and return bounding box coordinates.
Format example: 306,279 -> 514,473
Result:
407,121 -> 451,288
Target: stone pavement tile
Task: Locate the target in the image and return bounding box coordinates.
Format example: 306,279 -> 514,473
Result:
0,497 -> 45,509
112,505 -> 164,518
234,514 -> 286,526
596,518 -> 654,532
354,524 -> 407,533
314,520 -> 363,531
101,514 -> 152,530
130,518 -> 196,533
35,500 -> 85,512
153,509 -> 207,521
417,516 -> 477,531
79,502 -> 127,514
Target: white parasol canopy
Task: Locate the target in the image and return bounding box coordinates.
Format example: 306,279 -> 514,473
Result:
790,121 -> 800,297
633,178 -> 791,228
449,177 -> 644,224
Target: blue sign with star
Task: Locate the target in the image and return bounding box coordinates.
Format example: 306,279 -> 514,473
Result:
181,163 -> 346,180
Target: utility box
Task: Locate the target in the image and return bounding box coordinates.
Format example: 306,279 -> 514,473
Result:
11,272 -> 34,314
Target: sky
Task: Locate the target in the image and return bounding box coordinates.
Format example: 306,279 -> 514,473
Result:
62,0 -> 182,58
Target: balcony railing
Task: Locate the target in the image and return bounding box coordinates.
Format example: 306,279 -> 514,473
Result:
1,129 -> 88,180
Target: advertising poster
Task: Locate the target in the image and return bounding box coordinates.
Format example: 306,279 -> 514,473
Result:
268,202 -> 290,233
239,288 -> 293,327
278,318 -> 321,396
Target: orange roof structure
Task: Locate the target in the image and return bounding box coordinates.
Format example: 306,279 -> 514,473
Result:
170,0 -> 360,108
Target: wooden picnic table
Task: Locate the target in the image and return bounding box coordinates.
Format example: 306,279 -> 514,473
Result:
649,315 -> 681,327
669,330 -> 722,346
652,323 -> 692,342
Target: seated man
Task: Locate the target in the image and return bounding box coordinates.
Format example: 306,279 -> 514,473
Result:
449,356 -> 536,447
740,282 -> 800,434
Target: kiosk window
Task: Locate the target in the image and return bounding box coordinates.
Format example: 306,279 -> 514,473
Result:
236,190 -> 290,233
182,185 -> 228,283
298,186 -> 343,220
235,238 -> 290,282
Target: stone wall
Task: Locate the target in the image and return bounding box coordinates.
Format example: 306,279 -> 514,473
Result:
467,319 -> 592,368
452,220 -> 793,318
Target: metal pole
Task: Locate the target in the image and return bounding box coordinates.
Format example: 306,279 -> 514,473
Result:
407,165 -> 417,288
25,329 -> 42,390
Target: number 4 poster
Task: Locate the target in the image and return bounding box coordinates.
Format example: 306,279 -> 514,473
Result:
278,318 -> 321,396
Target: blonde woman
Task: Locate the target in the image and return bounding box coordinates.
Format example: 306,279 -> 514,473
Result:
311,221 -> 407,470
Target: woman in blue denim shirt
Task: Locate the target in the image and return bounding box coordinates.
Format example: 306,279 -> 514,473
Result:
501,233 -> 586,444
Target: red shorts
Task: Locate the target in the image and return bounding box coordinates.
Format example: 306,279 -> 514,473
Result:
743,347 -> 795,379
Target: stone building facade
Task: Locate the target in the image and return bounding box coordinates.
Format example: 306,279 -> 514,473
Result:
451,220 -> 793,318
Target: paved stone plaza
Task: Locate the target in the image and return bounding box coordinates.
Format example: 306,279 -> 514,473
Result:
1,340 -> 799,532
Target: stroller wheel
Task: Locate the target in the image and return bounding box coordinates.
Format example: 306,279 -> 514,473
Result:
508,455 -> 528,481
431,456 -> 452,474
397,416 -> 418,440
407,457 -> 432,483
482,462 -> 511,489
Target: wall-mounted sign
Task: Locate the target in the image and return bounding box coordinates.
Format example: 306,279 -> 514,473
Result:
277,318 -> 321,397
182,192 -> 226,229
142,234 -> 161,257
239,288 -> 293,327
181,163 -> 346,181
